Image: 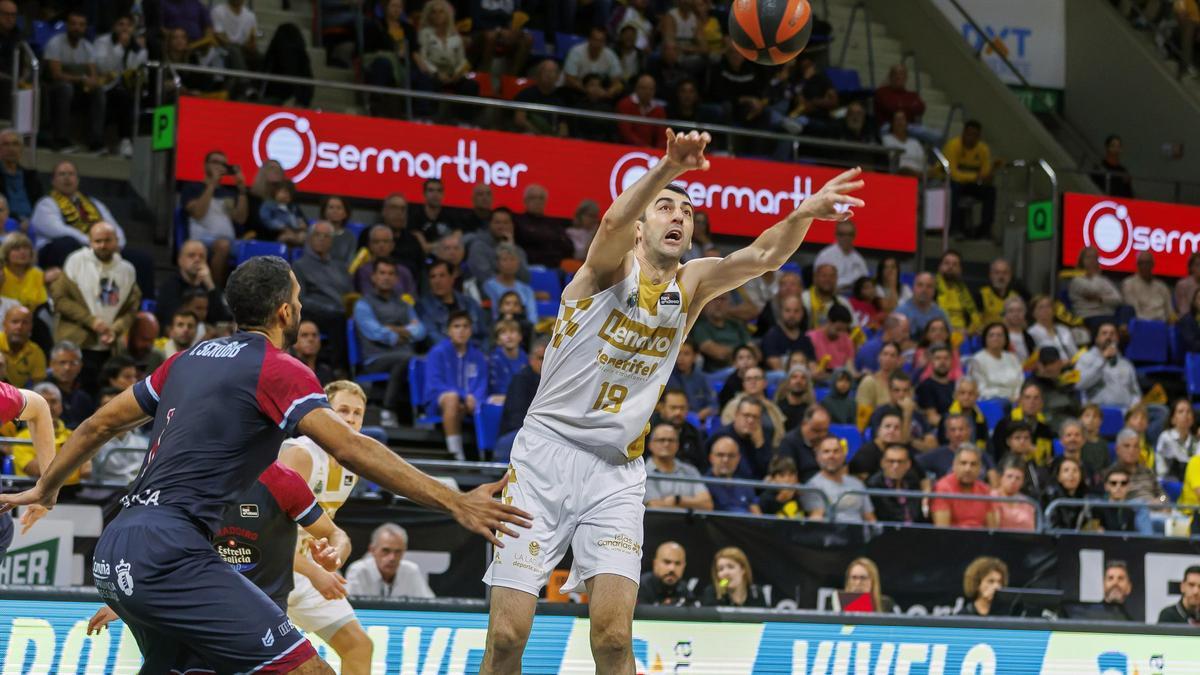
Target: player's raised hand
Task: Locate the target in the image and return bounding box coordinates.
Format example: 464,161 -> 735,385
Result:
455,474 -> 533,548
797,167 -> 866,222
309,537 -> 342,572
87,606 -> 118,635
664,128 -> 712,172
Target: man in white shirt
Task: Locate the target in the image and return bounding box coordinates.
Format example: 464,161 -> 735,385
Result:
344,523 -> 435,598
563,27 -> 624,99
881,111 -> 926,177
44,11 -> 105,152
211,0 -> 259,72
812,220 -> 869,294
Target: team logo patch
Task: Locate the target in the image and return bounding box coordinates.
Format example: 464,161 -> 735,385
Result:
528,541 -> 540,557
313,480 -> 324,494
116,559 -> 134,596
659,291 -> 680,306
240,504 -> 260,518
261,627 -> 275,648
344,474 -> 355,487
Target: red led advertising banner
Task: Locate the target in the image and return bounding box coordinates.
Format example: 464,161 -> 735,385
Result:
1062,192 -> 1200,277
175,97 -> 918,251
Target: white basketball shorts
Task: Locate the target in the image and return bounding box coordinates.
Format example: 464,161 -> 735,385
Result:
287,571 -> 359,641
482,428 -> 646,596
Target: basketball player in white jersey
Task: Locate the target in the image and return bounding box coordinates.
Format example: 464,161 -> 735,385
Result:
279,381 -> 373,674
480,129 -> 865,673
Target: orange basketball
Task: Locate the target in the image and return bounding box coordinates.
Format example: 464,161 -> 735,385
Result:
728,0 -> 814,66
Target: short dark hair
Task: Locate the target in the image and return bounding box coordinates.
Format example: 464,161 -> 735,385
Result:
662,388 -> 688,404
225,256 -> 294,330
180,286 -> 209,304
1104,134 -> 1121,147
101,355 -> 137,385
98,386 -> 123,402
964,119 -> 982,132
928,342 -> 951,357
827,303 -> 852,325
204,149 -> 226,163
982,321 -> 1010,350
373,257 -> 398,272
767,455 -> 797,477
171,309 -> 198,324
423,178 -> 443,190
888,370 -> 912,387
1104,559 -> 1128,574
1005,421 -> 1033,443
491,206 -> 515,221
1104,466 -> 1130,482
447,309 -> 472,327
427,259 -> 455,277
1185,565 -> 1200,580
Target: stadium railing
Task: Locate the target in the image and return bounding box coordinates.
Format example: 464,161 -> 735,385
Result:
1043,498 -> 1199,538
831,488 -> 1045,532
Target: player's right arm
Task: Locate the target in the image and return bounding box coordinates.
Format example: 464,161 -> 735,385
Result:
298,409 -> 532,548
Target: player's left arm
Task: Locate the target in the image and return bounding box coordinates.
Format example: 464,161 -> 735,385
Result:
679,168 -> 865,330
14,390 -> 57,532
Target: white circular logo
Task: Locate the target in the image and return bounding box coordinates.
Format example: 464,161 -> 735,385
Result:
609,151 -> 660,200
252,113 -> 317,184
1082,200 -> 1133,266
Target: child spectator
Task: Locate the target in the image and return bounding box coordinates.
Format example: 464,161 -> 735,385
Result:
823,368 -> 856,425
496,291 -> 535,349
667,340 -> 717,420
424,311 -> 487,461
487,319 -> 527,404
849,277 -> 884,330
483,243 -> 539,323
257,180 -> 307,247
760,455 -> 804,519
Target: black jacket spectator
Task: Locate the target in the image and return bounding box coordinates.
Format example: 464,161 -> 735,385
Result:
776,427 -> 821,482
1178,313 -> 1200,354
1041,483 -> 1088,530
261,23 -> 313,106
865,470 -> 926,523
652,411 -> 707,472
707,425 -> 772,480
1157,601 -> 1200,625
699,583 -> 769,607
637,571 -> 695,607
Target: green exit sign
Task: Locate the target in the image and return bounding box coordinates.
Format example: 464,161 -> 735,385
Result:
1027,200 -> 1054,241
152,105 -> 176,151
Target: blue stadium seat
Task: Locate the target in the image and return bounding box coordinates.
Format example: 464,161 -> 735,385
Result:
1187,353 -> 1200,399
706,366 -> 734,394
685,412 -> 701,430
899,271 -> 915,288
554,32 -> 586,61
474,402 -> 504,454
829,424 -> 862,460
345,320 -> 389,386
706,415 -> 722,437
1099,406 -> 1125,438
765,370 -> 786,398
140,299 -> 157,314
825,67 -> 862,94
345,221 -> 368,242
29,20 -> 64,56
233,240 -> 287,266
1052,438 -> 1064,457
959,335 -> 982,356
407,358 -> 443,427
1127,319 -> 1182,375
1162,478 -> 1183,503
814,386 -> 829,402
528,265 -> 562,319
526,28 -> 550,56
780,262 -> 803,277
976,398 -> 1007,432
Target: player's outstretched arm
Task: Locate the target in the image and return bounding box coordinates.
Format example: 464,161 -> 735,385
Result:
14,390 -> 58,532
299,409 -> 532,547
681,167 -> 866,317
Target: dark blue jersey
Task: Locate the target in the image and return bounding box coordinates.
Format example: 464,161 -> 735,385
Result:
214,462 -> 321,606
126,332 -> 330,535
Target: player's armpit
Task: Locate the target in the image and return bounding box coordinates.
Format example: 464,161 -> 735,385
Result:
278,442 -> 315,483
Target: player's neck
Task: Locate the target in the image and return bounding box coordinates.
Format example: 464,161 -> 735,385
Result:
247,327 -> 284,349
635,249 -> 678,285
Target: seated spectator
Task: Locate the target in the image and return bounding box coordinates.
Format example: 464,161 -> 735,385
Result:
849,277 -> 884,330
837,100 -> 877,147
637,541 -> 696,607
942,120 -> 996,239
705,436 -> 761,513
352,225 -> 417,299
483,243 -> 538,323
293,221 -> 353,367
774,365 -> 815,432
1033,349 -> 1080,428
494,337 -> 546,462
182,150 -> 248,284
1109,428 -> 1165,504
353,258 -> 425,427
996,424 -> 1050,501
0,130 -> 42,229
162,26 -> 225,97
424,311 -> 486,461
667,340 -> 717,420
912,319 -> 962,382
807,304 -> 856,375
682,210 -> 715,263
159,309 -> 198,358
125,311 -> 164,376
256,180 -> 307,247
843,558 -> 896,613
1099,560 -> 1135,620
90,386 -> 150,485
761,295 -> 815,372
155,239 -> 229,329
31,161 -> 126,270
487,319 -> 527,404
211,0 -> 259,74
563,27 -> 624,99
822,368 -> 857,424
1079,404 -> 1113,463
867,443 -> 927,524
874,64 -> 926,134
897,272 -> 949,338
850,411 -> 904,478
495,291 -> 534,350
968,323 -> 1023,402
699,546 -> 767,608
1027,294 -> 1078,361
916,344 -> 956,425
938,377 -> 988,448
991,456 -> 1038,531
514,60 -> 569,137
1175,253 -> 1200,320
710,397 -> 773,479
47,341 -> 93,429
1076,322 -> 1147,412
931,444 -> 997,529
49,223 -> 139,392
857,342 -> 901,413
417,259 -> 487,346
882,111 -> 926,177
411,0 -> 479,108
857,313 -> 913,374
465,207 -> 529,286
1157,566 -> 1200,625
1122,251 -> 1175,321
1091,134 -> 1135,198
919,412 -> 997,481
43,11 -> 105,153
975,258 -> 1028,326
0,305 -> 43,387
410,180 -> 458,254
989,381 -> 1057,466
0,233 -> 44,314
718,345 -> 760,409
802,264 -> 853,329
1001,296 -> 1035,363
565,200 -> 600,260
813,221 -> 869,294
874,256 -> 913,313
571,74 -> 618,142
957,557 -> 1007,616
321,196 -> 362,267
99,354 -> 138,392
936,250 -> 981,335
616,74 -> 667,148
1068,248 -> 1123,330
368,193 -> 425,281
720,367 -> 786,448
869,371 -> 937,452
1157,398 -> 1199,481
692,293 -> 751,372
1053,418 -> 1101,487
802,436 -> 876,523
361,0 -> 413,96
1177,286 -> 1200,354
345,523 -> 434,598
1043,457 -> 1090,530
760,456 -> 804,519
14,381 -> 85,493
1095,466 -> 1152,534
290,319 -> 334,386
653,388 -> 707,471
514,185 -> 573,268
644,423 -> 713,511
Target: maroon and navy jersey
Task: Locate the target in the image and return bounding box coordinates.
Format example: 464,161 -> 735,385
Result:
214,462 -> 321,606
0,381 -> 25,422
127,332 -> 330,535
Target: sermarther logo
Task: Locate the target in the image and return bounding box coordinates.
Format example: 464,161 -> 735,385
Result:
608,151 -> 849,217
252,112 -> 318,183
1082,199 -> 1200,266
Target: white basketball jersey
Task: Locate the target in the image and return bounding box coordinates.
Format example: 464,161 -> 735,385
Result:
283,436 -> 358,518
522,259 -> 689,460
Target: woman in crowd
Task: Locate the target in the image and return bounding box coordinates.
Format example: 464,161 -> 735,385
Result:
412,0 -> 479,116
0,232 -> 45,311
991,456 -> 1036,531
1156,398 -> 1199,481
566,200 -> 599,260
912,318 -> 962,381
1027,294 -> 1078,361
1043,457 -> 1090,530
774,364 -> 815,431
718,344 -> 762,409
874,256 -> 912,313
957,556 -> 1008,616
1068,247 -> 1123,331
700,547 -> 768,608
1001,296 -> 1035,364
320,195 -> 362,266
843,557 -> 895,613
721,366 -> 787,447
849,276 -> 884,330
968,323 -> 1023,401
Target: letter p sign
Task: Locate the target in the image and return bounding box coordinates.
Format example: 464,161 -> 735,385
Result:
152,105 -> 176,151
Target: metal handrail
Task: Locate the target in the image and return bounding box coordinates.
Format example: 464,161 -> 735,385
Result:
1043,497 -> 1199,536
837,2 -> 877,90
1053,166 -> 1200,206
832,487 -> 1044,531
940,102 -> 965,145
143,61 -> 901,163
931,146 -> 953,254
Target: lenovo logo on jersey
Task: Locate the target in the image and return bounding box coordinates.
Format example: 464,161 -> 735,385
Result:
191,341 -> 249,359
598,309 -> 677,358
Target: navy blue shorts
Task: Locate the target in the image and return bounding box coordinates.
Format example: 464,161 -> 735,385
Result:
93,506 -> 316,674
0,512 -> 12,557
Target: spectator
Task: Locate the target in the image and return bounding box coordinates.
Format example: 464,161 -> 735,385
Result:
720,367 -> 787,448
371,193 -> 425,282
704,436 -> 761,513
247,160 -> 284,233
513,60 -> 570,137
760,455 -> 804,519
255,180 -> 306,247
94,14 -> 146,159
1122,251 -> 1175,321
563,26 -> 624,98
159,309 -> 198,358
417,259 -> 487,346
514,185 -> 573,268
43,11 -> 105,153
1158,566 -> 1200,624
0,305 -> 42,387
778,404 -> 832,484
850,411 -> 904,478
1109,428 -> 1166,504
424,310 -> 486,461
293,221 -> 353,367
487,319 -> 527,404
699,546 -> 767,607
291,319 -> 334,385
774,365 -> 815,431
1100,560 -> 1135,621
871,371 -> 937,451
913,319 -> 962,382
494,337 -> 546,461
837,100 -> 878,147
466,207 -> 530,285
124,311 -> 164,376
47,341 -> 93,429
968,322 -> 1023,401
637,541 -> 695,606
1068,248 -> 1123,330
353,258 -> 425,427
916,343 -> 956,423
1043,457 -> 1089,530
483,243 -> 539,323
0,1 -> 19,114
1157,398 -> 1199,480
957,557 -> 1008,616
211,0 -> 259,74
654,388 -> 707,471
495,291 -> 534,350
802,436 -> 876,523
813,221 -> 869,295
0,233 -> 43,312
14,381 -> 84,493
0,130 -> 42,228
843,558 -> 896,613
90,386 -> 150,485
717,343 -> 759,411
857,312 -> 912,374
936,250 -> 980,334
943,120 -> 996,239
802,264 -> 853,329
1027,294 -> 1078,361
412,0 -> 479,108
681,210 -> 715,263
1056,417 -> 1104,485
874,64 -> 925,133
352,225 -> 417,299
710,397 -> 772,478
1091,134 -> 1135,198
991,456 -> 1037,530
361,0 -> 413,97
31,161 -> 125,269
613,0 -> 654,50
807,304 -> 856,374
990,381 -> 1057,466
1175,253 -> 1200,319
614,25 -> 644,83
181,150 -> 248,284
897,272 -> 949,338
644,423 -> 713,511
1178,287 -> 1200,354
882,111 -> 926,177
708,41 -> 772,133
866,443 -> 927,524
1076,321 -> 1144,410
1079,404 -> 1113,464
874,256 -> 913,313
1030,347 -> 1077,424
49,222 -> 139,391
849,277 -> 884,331
938,377 -> 988,447
749,271 -> 802,335
566,200 -> 600,260
345,524 -> 434,599
616,74 -> 667,148
692,293 -> 751,371
1095,466 -> 1152,534
857,342 -> 901,412
406,180 -> 455,253
931,444 -> 997,529
668,340 -> 717,420
919,411 -> 997,480
456,184 -> 493,234
821,368 -> 856,424
99,355 -> 138,392
973,258 -> 1026,326
152,240 -> 222,330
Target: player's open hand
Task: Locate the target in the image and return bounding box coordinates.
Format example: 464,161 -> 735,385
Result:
797,167 -> 866,222
0,483 -> 58,518
664,129 -> 712,172
87,606 -> 118,635
309,537 -> 342,572
454,475 -> 532,549
312,569 -> 348,600
19,504 -> 48,535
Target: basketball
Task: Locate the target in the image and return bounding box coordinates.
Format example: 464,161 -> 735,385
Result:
728,0 -> 814,65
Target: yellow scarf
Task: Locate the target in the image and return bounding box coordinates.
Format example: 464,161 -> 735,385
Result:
807,287 -> 825,330
978,286 -> 1014,325
51,190 -> 103,234
936,275 -> 979,333
949,400 -> 987,448
1011,407 -> 1052,466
